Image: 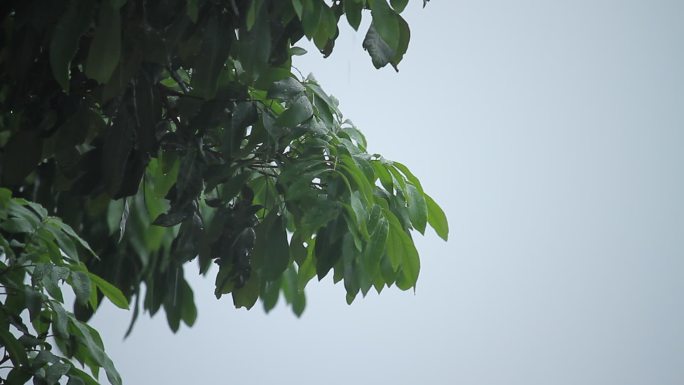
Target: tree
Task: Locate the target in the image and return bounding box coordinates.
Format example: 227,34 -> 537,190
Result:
0,0 -> 448,384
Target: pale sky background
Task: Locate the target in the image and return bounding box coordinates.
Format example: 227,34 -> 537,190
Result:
91,1 -> 684,384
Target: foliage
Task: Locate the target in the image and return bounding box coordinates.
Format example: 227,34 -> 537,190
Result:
0,189 -> 126,385
0,0 -> 447,383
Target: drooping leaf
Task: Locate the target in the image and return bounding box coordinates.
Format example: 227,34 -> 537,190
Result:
102,111 -> 135,196
0,328 -> 28,366
252,211 -> 290,281
87,273 -> 129,309
406,183 -> 427,233
45,362 -> 71,385
1,130 -> 42,186
267,77 -> 306,101
231,272 -> 260,310
85,3 -> 121,83
191,14 -> 233,99
69,271 -> 92,306
363,23 -> 394,69
51,301 -> 70,339
425,193 -> 449,241
364,209 -> 388,275
49,0 -> 94,91
370,0 -> 400,51
344,0 -> 364,30
390,0 -> 409,13
276,94 -> 314,128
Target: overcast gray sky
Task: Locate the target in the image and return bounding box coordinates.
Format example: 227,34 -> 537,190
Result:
91,1 -> 684,384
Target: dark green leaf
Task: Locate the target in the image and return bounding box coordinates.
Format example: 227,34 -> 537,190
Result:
261,278 -> 281,313
252,211 -> 290,281
390,13 -> 411,70
0,217 -> 33,233
179,279 -> 197,327
24,287 -> 43,322
51,218 -> 98,258
85,3 -> 121,83
276,94 -> 314,128
45,220 -> 79,262
370,0 -> 400,50
102,112 -> 135,196
51,301 -> 69,339
364,211 -> 388,275
344,0 -> 363,30
362,23 -> 394,69
231,272 -> 260,310
50,0 -> 94,91
1,130 -> 42,186
390,0 -> 409,12
67,367 -> 99,385
425,193 -> 448,241
246,0 -> 263,30
88,272 -> 129,309
186,0 -> 199,22
69,271 -> 91,306
46,362 -> 71,385
238,6 -> 271,81
292,0 -> 303,19
192,14 -> 232,99
267,77 -> 306,101
406,183 -> 427,233
152,210 -> 188,227
66,375 -> 87,385
0,328 -> 28,366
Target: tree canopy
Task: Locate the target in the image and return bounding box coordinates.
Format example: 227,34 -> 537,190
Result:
0,0 -> 447,384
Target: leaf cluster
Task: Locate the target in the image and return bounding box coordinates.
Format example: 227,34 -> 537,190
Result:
0,189 -> 127,385
0,1 -> 447,383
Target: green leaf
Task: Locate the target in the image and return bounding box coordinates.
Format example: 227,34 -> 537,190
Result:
186,0 -> 199,22
276,94 -> 314,128
370,0 -> 400,51
0,217 -> 33,233
24,287 -> 43,321
261,277 -> 281,313
85,3 -> 121,83
66,375 -> 87,385
179,279 -> 197,327
362,23 -> 394,69
51,218 -> 98,258
425,193 -> 449,241
50,0 -> 94,91
0,328 -> 28,366
67,367 -> 99,385
46,362 -> 71,385
69,271 -> 92,306
192,14 -> 233,99
391,161 -> 422,191
102,112 -> 135,196
344,0 -> 364,30
406,183 -> 427,233
232,272 -> 260,310
0,130 -> 42,186
51,301 -> 70,339
390,0 -> 409,12
88,272 -> 129,309
252,211 -> 290,281
382,211 -> 407,269
246,0 -> 263,31
364,210 -> 388,275
292,0 -> 303,19
390,13 -> 411,70
238,5 -> 271,81
267,77 -> 306,101
45,221 -> 79,262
